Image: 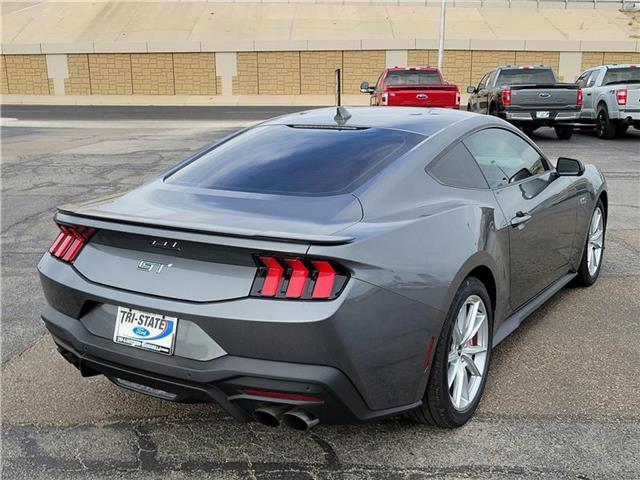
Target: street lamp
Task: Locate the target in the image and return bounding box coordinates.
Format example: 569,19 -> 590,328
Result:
437,0 -> 447,70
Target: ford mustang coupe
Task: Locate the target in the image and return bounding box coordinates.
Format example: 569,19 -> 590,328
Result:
39,107 -> 607,430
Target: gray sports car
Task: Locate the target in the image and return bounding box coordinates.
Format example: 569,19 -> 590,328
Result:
39,107 -> 607,430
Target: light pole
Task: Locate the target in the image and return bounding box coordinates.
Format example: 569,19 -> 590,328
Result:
437,0 -> 447,70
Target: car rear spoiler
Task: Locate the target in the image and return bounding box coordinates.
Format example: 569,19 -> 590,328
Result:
55,210 -> 355,246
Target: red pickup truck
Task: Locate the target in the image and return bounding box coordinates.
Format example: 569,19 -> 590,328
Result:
360,67 -> 460,109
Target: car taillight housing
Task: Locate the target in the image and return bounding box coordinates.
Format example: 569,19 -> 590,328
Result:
577,87 -> 583,106
501,89 -> 511,107
49,224 -> 96,263
616,88 -> 627,106
250,256 -> 349,300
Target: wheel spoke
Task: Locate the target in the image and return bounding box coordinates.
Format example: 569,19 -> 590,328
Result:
462,354 -> 482,377
448,350 -> 459,363
462,344 -> 487,355
452,362 -> 464,408
462,301 -> 481,343
448,362 -> 457,388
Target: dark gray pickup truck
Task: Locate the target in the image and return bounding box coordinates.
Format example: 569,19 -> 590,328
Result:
467,66 -> 582,139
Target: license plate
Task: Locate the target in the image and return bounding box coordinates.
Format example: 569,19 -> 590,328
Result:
536,111 -> 550,119
114,307 -> 177,355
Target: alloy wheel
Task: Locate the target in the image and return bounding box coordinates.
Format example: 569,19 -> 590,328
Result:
587,207 -> 604,277
596,112 -> 606,138
447,295 -> 489,411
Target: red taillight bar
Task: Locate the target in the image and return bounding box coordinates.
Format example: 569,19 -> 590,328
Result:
251,256 -> 348,301
49,224 -> 96,263
577,87 -> 583,107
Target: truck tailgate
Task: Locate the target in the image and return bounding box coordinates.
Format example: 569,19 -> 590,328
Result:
510,84 -> 579,109
386,85 -> 458,108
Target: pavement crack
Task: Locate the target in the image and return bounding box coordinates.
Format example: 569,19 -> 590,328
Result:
310,433 -> 341,471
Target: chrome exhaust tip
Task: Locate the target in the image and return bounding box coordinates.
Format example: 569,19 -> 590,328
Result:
282,407 -> 319,431
253,405 -> 292,427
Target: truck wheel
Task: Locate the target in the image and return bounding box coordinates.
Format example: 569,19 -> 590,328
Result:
489,104 -> 498,117
595,106 -> 616,139
523,126 -> 538,137
554,125 -> 573,140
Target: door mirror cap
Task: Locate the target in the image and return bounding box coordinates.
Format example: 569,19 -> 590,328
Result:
556,157 -> 585,176
360,81 -> 374,94
466,85 -> 476,94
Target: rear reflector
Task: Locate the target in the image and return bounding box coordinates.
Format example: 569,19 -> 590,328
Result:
243,388 -> 323,403
49,224 -> 96,263
251,256 -> 348,300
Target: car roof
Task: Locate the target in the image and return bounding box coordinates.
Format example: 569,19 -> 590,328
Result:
261,107 -> 477,136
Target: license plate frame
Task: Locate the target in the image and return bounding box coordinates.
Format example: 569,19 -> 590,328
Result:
113,306 -> 178,356
536,111 -> 550,119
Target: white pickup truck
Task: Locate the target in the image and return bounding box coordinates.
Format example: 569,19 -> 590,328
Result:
575,64 -> 640,139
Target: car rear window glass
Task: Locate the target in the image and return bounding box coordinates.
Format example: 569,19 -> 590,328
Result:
463,128 -> 547,188
384,71 -> 442,86
166,125 -> 424,196
495,69 -> 556,86
602,67 -> 640,86
428,143 -> 488,189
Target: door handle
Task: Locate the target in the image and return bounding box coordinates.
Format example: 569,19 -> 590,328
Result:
511,211 -> 532,227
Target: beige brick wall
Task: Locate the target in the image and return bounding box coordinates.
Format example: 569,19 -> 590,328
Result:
65,54 -> 91,95
300,51 -> 342,95
407,49 -> 433,67
603,52 -> 640,65
1,55 -> 9,94
233,52 -> 258,95
4,54 -> 50,94
443,50 -> 473,87
257,52 -> 300,95
581,52 -> 605,70
173,53 -> 216,95
131,53 -> 174,95
89,54 -> 133,95
471,50 -> 517,84
343,50 -> 385,94
515,51 -> 560,72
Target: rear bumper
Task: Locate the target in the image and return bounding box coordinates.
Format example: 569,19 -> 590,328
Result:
38,253 -> 435,424
618,109 -> 640,122
44,306 -> 420,424
503,109 -> 580,122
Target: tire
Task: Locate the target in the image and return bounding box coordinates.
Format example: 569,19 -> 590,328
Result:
554,124 -> 573,140
615,123 -> 629,137
489,104 -> 498,117
595,106 -> 616,139
408,277 -> 493,428
522,126 -> 538,137
574,199 -> 606,287
467,104 -> 472,112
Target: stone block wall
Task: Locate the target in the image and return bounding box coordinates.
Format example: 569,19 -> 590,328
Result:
131,53 -> 174,95
174,53 -> 216,95
4,54 -> 50,94
300,51 -> 343,95
342,50 -> 385,94
88,54 -> 133,95
232,52 -> 259,95
64,54 -> 91,95
257,52 -> 301,95
1,55 -> 9,94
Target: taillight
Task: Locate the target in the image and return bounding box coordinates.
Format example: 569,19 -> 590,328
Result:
251,256 -> 348,300
49,224 -> 96,262
501,89 -> 511,107
616,88 -> 627,106
577,87 -> 583,106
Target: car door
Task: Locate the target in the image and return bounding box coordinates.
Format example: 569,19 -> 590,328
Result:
474,72 -> 492,113
579,68 -> 600,119
464,128 -> 578,310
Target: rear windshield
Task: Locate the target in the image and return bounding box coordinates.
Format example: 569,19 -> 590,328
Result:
603,67 -> 640,86
166,125 -> 424,196
385,70 -> 442,86
495,69 -> 556,87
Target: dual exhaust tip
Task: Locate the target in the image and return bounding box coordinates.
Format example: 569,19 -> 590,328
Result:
253,404 -> 319,431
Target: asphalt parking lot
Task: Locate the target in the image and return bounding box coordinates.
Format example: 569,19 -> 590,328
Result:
1,106 -> 639,479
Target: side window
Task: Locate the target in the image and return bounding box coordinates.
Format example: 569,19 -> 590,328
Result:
463,129 -> 547,189
586,70 -> 599,88
375,73 -> 384,91
576,71 -> 591,88
428,142 -> 489,189
485,71 -> 497,88
477,72 -> 490,91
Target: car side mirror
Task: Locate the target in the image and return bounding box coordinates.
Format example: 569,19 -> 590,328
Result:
556,157 -> 585,176
360,81 -> 374,94
466,85 -> 476,94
